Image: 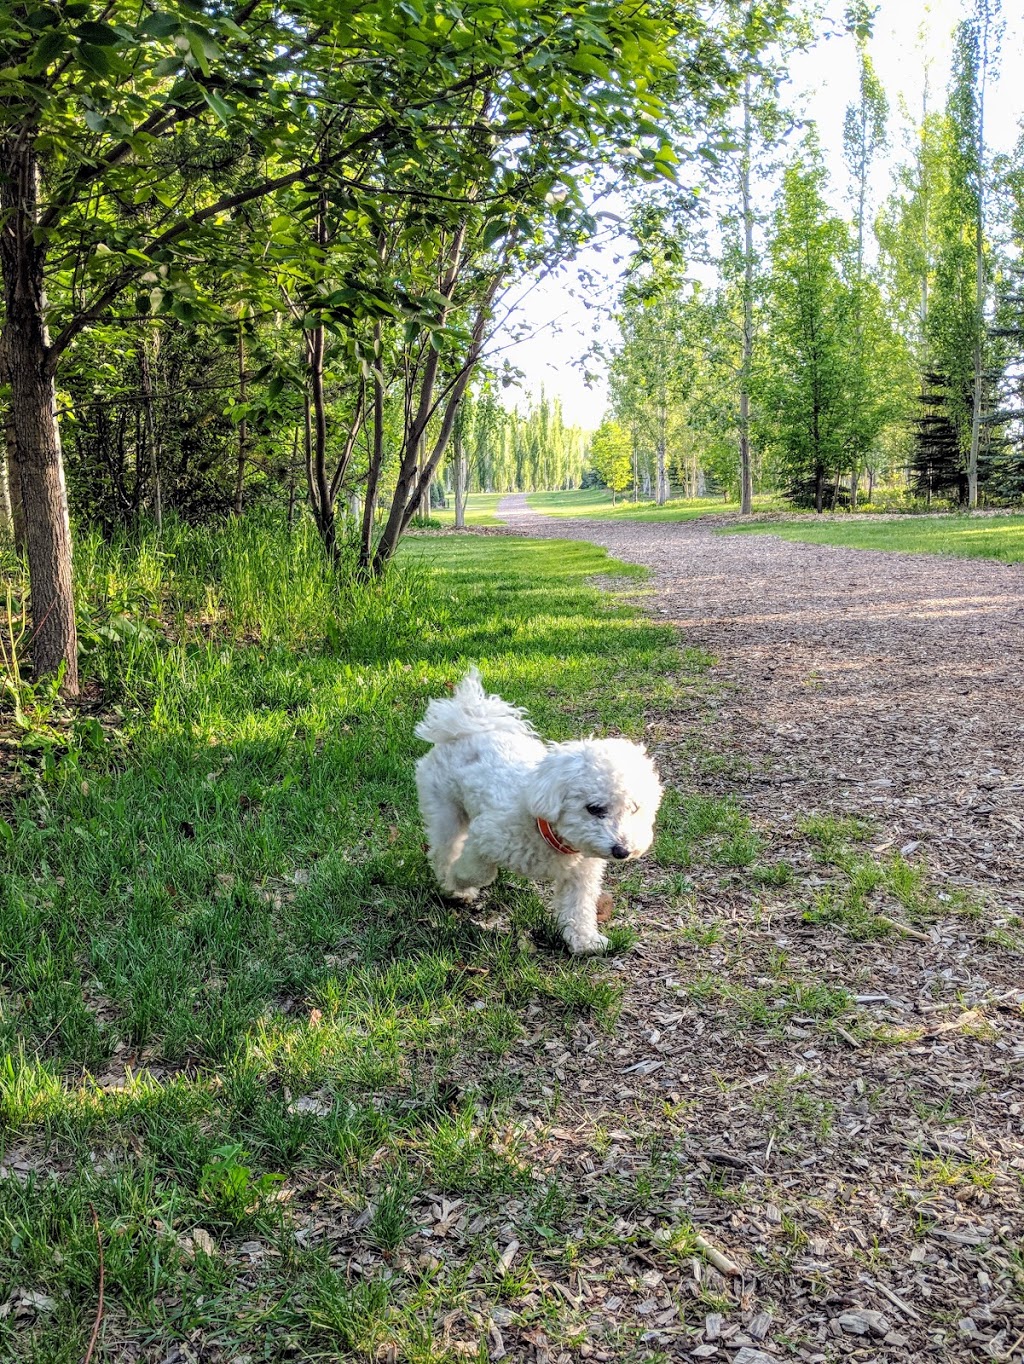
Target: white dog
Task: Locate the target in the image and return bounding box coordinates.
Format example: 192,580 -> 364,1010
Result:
415,670 -> 663,954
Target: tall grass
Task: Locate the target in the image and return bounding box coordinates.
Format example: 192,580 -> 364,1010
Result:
67,515 -> 431,713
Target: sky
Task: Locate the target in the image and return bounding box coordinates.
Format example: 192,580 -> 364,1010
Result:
494,0 -> 1024,431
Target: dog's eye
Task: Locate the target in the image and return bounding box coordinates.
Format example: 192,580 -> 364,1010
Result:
586,803 -> 608,818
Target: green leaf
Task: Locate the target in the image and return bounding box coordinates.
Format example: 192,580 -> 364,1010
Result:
29,30 -> 66,70
84,110 -> 107,133
75,21 -> 122,46
139,12 -> 180,39
76,42 -> 113,75
201,87 -> 233,125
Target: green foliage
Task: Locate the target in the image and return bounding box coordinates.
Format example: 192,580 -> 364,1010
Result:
587,419 -> 634,500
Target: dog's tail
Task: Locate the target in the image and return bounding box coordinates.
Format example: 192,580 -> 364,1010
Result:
415,668 -> 535,745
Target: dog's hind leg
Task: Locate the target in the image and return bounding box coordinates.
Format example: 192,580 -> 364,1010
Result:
445,834 -> 497,903
551,860 -> 609,955
422,796 -> 471,894
417,758 -> 471,894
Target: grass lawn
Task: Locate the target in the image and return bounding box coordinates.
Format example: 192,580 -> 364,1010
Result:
431,493 -> 505,526
722,512 -> 1024,564
525,489 -> 741,521
0,519 -> 708,1363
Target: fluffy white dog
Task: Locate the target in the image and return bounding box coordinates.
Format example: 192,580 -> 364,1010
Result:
415,670 -> 663,954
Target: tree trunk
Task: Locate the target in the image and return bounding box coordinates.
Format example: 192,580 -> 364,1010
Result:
739,74 -> 755,516
234,326 -> 248,516
968,2 -> 991,511
454,426 -> 467,529
0,142 -> 78,692
0,452 -> 11,536
850,467 -> 858,512
307,320 -> 338,561
359,333 -> 385,572
868,465 -> 875,502
815,466 -> 824,515
371,256 -> 497,574
139,330 -> 163,529
655,418 -> 668,506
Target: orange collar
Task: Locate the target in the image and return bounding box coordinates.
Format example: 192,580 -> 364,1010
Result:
536,818 -> 578,855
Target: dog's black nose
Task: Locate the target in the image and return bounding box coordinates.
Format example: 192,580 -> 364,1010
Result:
611,844 -> 630,860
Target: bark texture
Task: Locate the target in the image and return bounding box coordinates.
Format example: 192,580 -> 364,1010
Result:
0,142 -> 79,692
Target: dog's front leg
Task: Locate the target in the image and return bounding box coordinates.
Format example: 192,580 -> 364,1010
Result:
552,860 -> 608,955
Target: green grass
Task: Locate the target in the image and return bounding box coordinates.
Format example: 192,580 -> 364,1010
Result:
0,515 -> 705,1363
722,512 -> 1024,564
526,489 -> 751,521
431,492 -> 506,526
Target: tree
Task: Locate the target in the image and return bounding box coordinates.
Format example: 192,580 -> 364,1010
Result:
842,1 -> 888,507
755,150 -> 857,510
925,13 -> 1000,506
1,0 -> 699,686
588,419 -> 632,502
609,245 -> 693,506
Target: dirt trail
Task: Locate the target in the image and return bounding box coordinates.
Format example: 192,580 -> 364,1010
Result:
498,493 -> 1024,900
492,493 -> 1024,1364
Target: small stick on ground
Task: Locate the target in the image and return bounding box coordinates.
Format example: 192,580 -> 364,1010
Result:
876,915 -> 931,943
82,1203 -> 105,1364
694,1233 -> 740,1276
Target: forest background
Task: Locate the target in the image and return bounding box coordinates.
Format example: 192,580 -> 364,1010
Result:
1,0 -> 1022,689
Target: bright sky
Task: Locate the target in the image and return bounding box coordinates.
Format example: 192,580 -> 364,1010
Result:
496,0 -> 1024,430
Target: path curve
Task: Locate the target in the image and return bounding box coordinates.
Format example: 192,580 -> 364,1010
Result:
497,493 -> 1024,900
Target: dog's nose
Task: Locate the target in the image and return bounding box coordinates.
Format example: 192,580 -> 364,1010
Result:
611,844 -> 630,860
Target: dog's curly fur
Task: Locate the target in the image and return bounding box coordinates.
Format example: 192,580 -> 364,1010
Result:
415,670 -> 663,954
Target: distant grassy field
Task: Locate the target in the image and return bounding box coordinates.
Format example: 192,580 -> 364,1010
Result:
526,489 -> 742,520
432,492 -> 505,525
723,513 -> 1024,564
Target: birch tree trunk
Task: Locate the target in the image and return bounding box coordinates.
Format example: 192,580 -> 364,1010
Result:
454,426 -> 467,529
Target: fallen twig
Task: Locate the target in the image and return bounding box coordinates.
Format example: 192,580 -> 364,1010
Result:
871,1278 -> 921,1322
694,1233 -> 740,1276
82,1203 -> 105,1364
833,1023 -> 861,1048
876,915 -> 931,943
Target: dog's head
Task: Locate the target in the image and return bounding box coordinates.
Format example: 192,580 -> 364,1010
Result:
526,738 -> 663,861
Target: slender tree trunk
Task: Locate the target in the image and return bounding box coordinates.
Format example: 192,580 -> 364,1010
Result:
360,329 -> 385,572
0,448 -> 11,536
850,467 -> 858,511
739,75 -> 755,515
0,142 -> 78,692
454,426 -> 467,529
656,403 -> 668,505
307,319 -> 337,560
371,237 -> 496,574
968,2 -> 992,511
286,425 -> 299,531
868,465 -> 875,502
234,326 -> 248,516
139,330 -> 163,529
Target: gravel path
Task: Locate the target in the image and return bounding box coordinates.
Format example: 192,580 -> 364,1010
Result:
490,493 -> 1024,1364
497,493 -> 1024,902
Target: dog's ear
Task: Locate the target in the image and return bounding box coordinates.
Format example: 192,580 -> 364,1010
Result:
526,750 -> 569,824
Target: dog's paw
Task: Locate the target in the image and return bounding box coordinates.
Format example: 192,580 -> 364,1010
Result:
446,887 -> 480,905
563,929 -> 609,955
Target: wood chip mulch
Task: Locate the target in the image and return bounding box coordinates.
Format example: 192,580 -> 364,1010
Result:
484,495 -> 1024,1364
